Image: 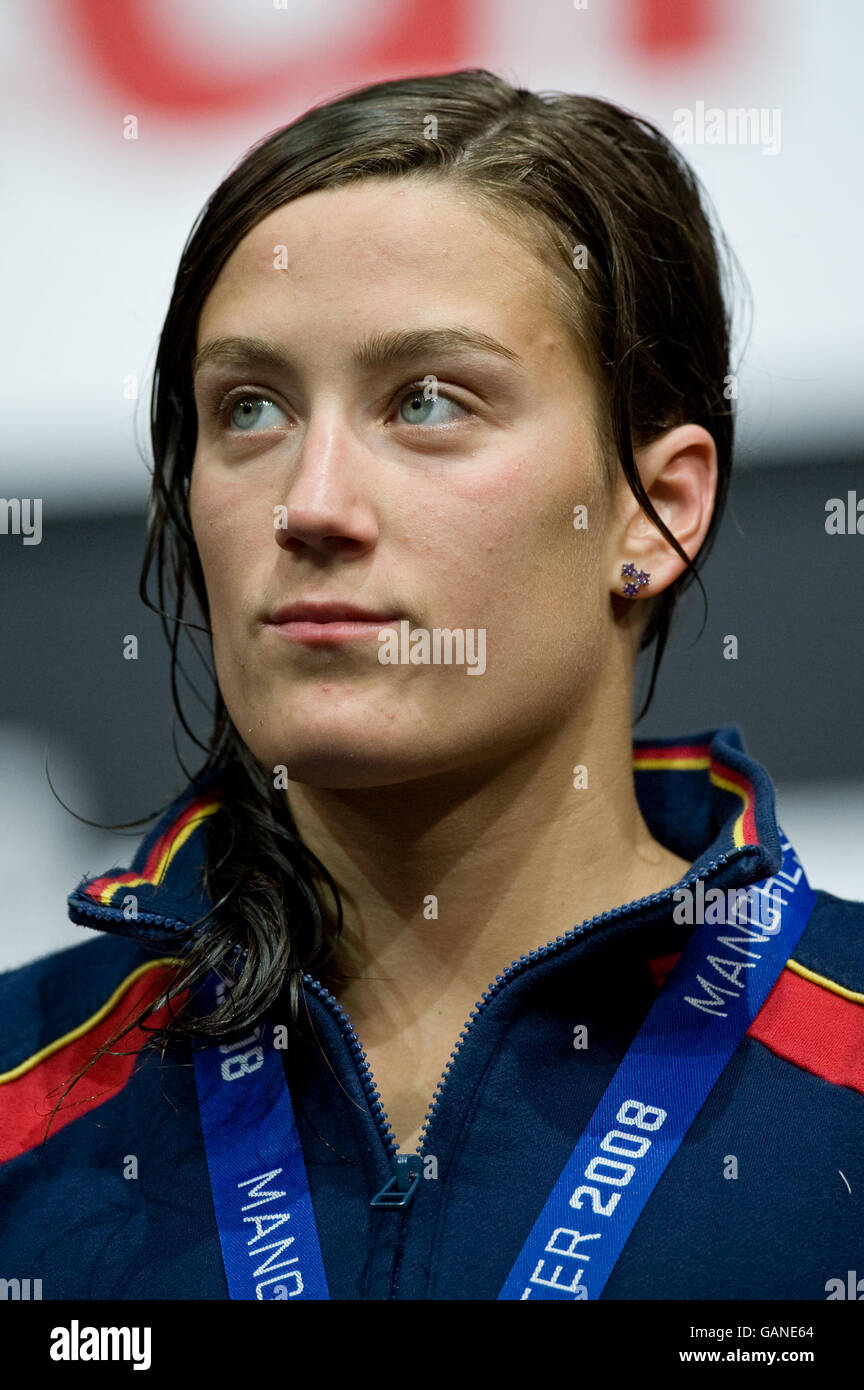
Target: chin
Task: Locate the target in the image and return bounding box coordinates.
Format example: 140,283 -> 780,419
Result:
250,741 -> 435,791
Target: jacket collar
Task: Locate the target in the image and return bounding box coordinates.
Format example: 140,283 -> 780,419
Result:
67,723 -> 782,950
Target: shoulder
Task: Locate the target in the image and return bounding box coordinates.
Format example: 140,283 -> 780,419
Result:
746,888 -> 864,1101
0,934 -> 185,1079
794,887 -> 864,994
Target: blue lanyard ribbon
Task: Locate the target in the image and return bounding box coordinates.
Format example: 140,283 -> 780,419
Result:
498,831 -> 815,1298
193,831 -> 815,1300
192,973 -> 330,1300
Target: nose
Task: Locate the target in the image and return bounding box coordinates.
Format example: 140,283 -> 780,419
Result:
273,409 -> 379,558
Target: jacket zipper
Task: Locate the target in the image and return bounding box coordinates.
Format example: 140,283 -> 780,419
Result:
301,850 -> 744,1204
70,849 -> 745,1209
68,900 -> 207,938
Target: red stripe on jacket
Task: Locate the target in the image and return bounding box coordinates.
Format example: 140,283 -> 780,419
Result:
0,964 -> 184,1165
648,953 -> 864,1099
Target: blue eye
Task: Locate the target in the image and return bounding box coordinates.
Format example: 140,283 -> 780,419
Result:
206,383 -> 469,436
397,384 -> 466,427
227,396 -> 286,431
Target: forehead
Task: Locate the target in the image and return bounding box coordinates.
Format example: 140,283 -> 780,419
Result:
196,177 -> 575,360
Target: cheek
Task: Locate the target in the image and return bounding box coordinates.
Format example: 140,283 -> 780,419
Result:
190,465 -> 249,569
188,469 -> 257,642
413,460 -> 607,630
188,465 -> 217,566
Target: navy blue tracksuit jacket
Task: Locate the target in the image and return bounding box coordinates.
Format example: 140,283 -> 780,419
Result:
1,725 -> 862,1299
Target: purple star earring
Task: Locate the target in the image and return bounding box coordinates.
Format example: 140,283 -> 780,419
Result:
621,562 -> 650,597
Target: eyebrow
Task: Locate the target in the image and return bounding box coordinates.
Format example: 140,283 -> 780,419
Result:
192,327 -> 523,380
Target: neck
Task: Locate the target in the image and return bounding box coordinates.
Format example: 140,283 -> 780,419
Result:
282,693 -> 691,1043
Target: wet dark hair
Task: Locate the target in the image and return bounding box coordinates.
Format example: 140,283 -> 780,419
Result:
51,68 -> 740,1118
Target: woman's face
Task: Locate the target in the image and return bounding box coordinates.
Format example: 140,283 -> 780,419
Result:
189,177 -> 624,787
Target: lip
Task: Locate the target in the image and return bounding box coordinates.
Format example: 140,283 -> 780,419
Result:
264,600 -> 401,645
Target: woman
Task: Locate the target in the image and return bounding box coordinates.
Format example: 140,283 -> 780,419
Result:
1,69 -> 861,1302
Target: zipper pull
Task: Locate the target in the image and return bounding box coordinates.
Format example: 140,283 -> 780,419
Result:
370,1153 -> 423,1208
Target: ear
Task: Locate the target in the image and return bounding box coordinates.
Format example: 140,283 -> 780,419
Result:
610,424 -> 718,599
